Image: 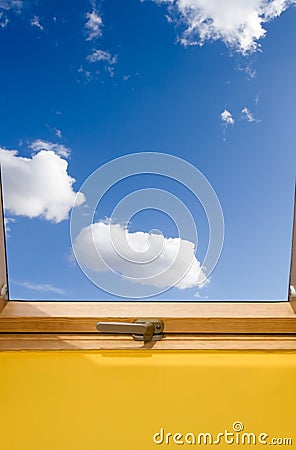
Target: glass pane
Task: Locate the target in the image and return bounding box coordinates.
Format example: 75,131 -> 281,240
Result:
0,0 -> 295,301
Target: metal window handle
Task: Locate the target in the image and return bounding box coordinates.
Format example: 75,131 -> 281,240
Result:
96,319 -> 164,342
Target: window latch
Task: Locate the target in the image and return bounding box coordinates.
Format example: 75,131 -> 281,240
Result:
96,319 -> 164,342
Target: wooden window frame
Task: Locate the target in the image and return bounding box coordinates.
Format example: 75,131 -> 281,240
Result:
0,176 -> 296,350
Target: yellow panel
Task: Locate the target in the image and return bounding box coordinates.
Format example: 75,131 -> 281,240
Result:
0,351 -> 296,450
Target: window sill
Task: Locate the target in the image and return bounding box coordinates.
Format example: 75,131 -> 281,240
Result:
0,300 -> 295,350
1,333 -> 296,350
0,301 -> 295,350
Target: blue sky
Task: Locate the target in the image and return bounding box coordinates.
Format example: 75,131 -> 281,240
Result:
0,0 -> 296,301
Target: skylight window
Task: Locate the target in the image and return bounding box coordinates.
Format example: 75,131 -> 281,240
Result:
0,0 -> 295,302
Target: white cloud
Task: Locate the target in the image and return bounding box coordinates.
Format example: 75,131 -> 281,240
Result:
0,0 -> 22,11
241,106 -> 259,122
73,221 -> 207,290
154,0 -> 296,54
87,49 -> 117,64
78,65 -> 93,83
106,65 -> 115,77
30,139 -> 70,158
54,128 -> 62,139
0,11 -> 8,27
255,92 -> 260,105
30,15 -> 43,30
246,64 -> 256,79
236,62 -> 256,79
14,280 -> 67,296
85,10 -> 103,40
194,290 -> 208,299
0,145 -> 85,223
220,109 -> 235,125
4,217 -> 15,235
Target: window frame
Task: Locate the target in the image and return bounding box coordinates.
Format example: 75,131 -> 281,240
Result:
0,178 -> 296,350
288,186 -> 296,313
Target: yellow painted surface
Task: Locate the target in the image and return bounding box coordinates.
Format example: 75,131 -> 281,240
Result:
0,350 -> 296,449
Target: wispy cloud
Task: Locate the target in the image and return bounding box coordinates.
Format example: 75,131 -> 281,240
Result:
87,49 -> 117,64
81,3 -> 113,79
220,109 -> 235,141
85,10 -> 103,41
245,64 -> 256,79
30,15 -> 43,31
153,0 -> 296,55
4,217 -> 15,235
54,128 -> 62,139
0,11 -> 8,27
0,0 -> 22,11
194,291 -> 208,299
236,62 -> 257,79
86,49 -> 118,77
30,139 -> 70,158
241,106 -> 259,123
78,65 -> 93,83
255,93 -> 260,105
13,280 -> 67,296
